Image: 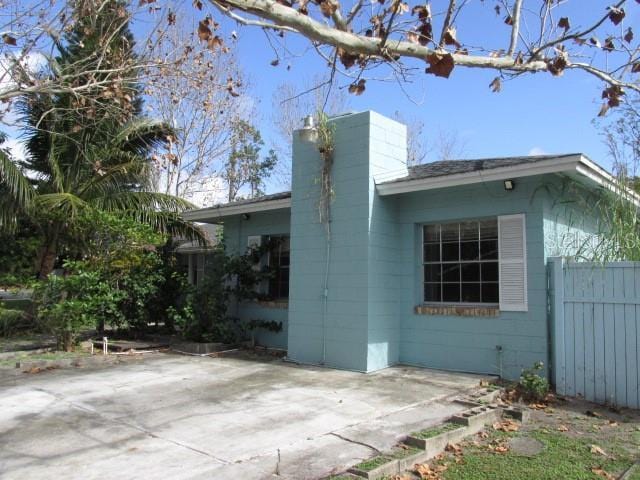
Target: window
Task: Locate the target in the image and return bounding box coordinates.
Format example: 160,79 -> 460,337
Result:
266,235 -> 290,299
423,219 -> 499,304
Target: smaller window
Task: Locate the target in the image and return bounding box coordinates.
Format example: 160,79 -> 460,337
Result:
266,236 -> 290,300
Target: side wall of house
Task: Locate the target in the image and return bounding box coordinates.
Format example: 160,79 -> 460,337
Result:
223,209 -> 291,349
393,175 -> 550,380
542,175 -> 603,260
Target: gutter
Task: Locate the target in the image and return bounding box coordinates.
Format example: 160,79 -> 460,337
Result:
375,155 -> 582,196
183,197 -> 292,222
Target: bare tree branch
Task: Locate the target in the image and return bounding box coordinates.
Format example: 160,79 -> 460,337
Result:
508,0 -> 523,57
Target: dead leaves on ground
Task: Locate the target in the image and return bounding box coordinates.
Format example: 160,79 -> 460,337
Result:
591,466 -> 615,480
413,461 -> 450,480
590,444 -> 608,457
492,420 -> 519,432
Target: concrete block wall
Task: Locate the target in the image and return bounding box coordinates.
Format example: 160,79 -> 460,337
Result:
393,175 -> 551,380
287,111 -> 407,371
223,210 -> 290,349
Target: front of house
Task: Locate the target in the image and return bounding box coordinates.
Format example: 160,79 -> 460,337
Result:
184,111 -> 610,380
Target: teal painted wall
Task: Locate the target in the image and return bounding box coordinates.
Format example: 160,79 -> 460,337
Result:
223,209 -> 290,349
392,175 -> 549,380
287,111 -> 407,371
541,176 -> 603,260
215,111 -> 604,381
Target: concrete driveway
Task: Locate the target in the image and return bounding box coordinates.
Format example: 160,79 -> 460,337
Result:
0,352 -> 487,480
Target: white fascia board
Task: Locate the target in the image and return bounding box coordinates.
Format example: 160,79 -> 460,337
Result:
375,155 -> 582,196
183,197 -> 291,222
576,155 -> 640,205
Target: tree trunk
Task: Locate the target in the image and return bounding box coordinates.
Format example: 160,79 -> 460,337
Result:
37,228 -> 60,279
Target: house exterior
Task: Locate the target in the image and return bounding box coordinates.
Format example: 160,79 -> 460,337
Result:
184,110 -> 612,380
174,223 -> 220,287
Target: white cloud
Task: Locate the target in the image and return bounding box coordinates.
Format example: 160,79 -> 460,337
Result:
528,146 -> 548,156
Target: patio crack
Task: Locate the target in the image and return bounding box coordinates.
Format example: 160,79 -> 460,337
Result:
328,432 -> 382,454
35,387 -> 229,465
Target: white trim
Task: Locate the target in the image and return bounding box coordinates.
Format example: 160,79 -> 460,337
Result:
183,197 -> 291,222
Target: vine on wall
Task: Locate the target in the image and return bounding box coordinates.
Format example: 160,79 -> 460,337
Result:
316,111 -> 336,231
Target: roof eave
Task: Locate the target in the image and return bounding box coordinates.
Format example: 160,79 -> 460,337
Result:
375,154 -> 584,196
182,197 -> 292,222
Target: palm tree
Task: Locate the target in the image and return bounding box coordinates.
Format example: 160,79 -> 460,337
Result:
0,0 -> 203,278
0,110 -> 201,278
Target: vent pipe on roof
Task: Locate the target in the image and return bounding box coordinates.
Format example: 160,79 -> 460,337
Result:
298,115 -> 318,143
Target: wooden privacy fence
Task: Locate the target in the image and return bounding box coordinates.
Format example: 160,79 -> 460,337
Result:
549,258 -> 640,409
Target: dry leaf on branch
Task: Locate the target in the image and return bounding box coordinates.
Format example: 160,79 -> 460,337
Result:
425,52 -> 454,78
348,79 -> 366,95
558,17 -> 570,33
442,27 -> 461,48
489,77 -> 501,93
319,0 -> 337,18
603,37 -> 615,52
412,4 -> 431,20
624,27 -> 634,43
608,6 -> 625,25
2,34 -> 16,46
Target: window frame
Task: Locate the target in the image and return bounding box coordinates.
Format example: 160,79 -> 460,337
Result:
421,218 -> 500,307
265,234 -> 290,300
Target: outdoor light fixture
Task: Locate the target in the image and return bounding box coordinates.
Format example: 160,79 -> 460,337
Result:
504,179 -> 515,191
298,115 -> 318,143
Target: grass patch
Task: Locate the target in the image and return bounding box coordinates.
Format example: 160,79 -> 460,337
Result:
438,429 -> 635,480
412,422 -> 461,440
0,350 -> 86,367
390,445 -> 422,459
353,455 -> 392,472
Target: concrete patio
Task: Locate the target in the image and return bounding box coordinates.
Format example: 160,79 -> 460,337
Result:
0,351 -> 488,479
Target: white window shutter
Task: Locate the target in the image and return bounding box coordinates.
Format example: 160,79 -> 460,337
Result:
498,214 -> 528,312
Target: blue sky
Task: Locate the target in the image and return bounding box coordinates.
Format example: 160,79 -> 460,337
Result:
223,0 -> 640,174
5,0 -> 637,194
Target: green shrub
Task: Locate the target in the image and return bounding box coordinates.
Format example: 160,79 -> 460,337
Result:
519,361 -> 549,401
33,264 -> 125,350
0,305 -> 28,337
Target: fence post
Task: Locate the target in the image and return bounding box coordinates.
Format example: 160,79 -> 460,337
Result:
548,257 -> 565,394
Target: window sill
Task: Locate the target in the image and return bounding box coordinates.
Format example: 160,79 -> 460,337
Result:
254,300 -> 288,310
415,304 -> 499,317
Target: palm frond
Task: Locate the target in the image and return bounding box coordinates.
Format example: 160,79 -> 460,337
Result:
91,190 -> 195,213
113,118 -> 173,156
35,192 -> 90,219
0,148 -> 36,210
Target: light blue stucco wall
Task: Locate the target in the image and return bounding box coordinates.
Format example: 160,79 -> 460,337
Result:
287,111 -> 407,371
392,176 -> 549,380
541,176 -> 603,260
223,209 -> 290,349
213,111 -> 605,381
